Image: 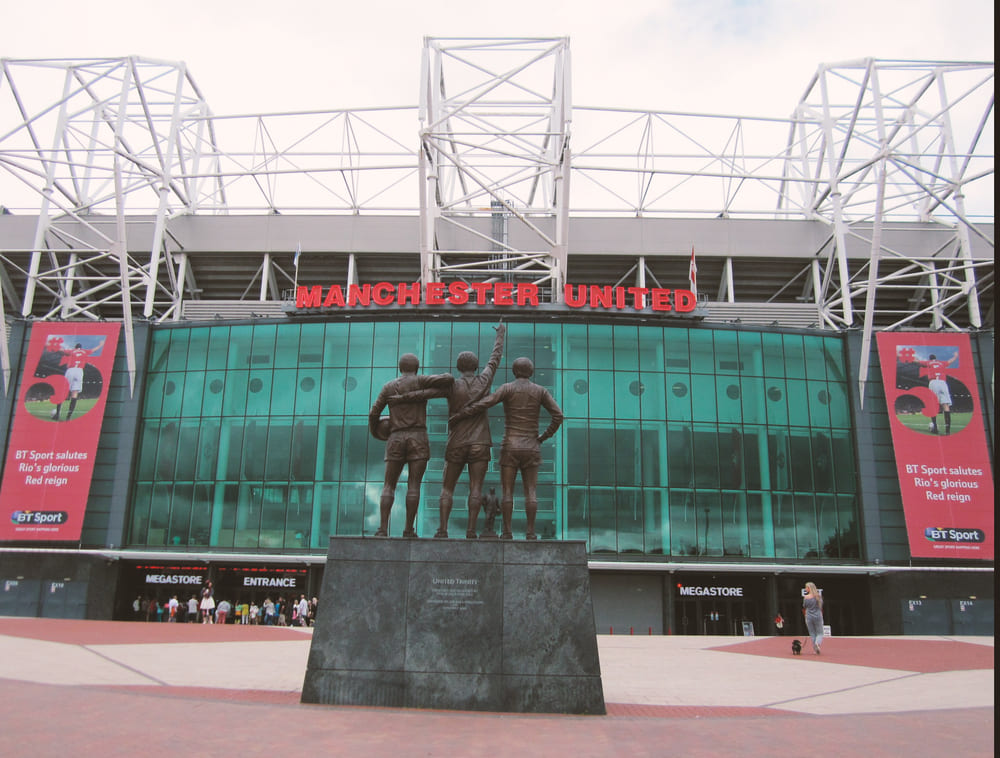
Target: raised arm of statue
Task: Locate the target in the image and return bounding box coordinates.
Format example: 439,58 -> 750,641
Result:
483,322 -> 506,379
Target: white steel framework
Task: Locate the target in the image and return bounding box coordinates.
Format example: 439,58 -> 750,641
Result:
419,38 -> 572,301
0,48 -> 994,396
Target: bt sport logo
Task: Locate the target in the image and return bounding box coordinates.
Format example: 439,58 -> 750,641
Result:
924,527 -> 985,543
10,510 -> 68,525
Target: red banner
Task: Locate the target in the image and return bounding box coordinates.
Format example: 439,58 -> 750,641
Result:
876,333 -> 994,560
0,323 -> 120,541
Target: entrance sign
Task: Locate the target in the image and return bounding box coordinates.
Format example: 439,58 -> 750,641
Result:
0,323 -> 120,542
876,332 -> 994,559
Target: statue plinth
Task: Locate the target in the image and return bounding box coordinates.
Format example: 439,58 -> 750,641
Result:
301,537 -> 605,714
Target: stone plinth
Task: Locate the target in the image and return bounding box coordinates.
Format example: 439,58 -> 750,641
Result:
301,537 -> 605,714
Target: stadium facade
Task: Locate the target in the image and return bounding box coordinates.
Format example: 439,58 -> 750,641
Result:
0,40 -> 993,636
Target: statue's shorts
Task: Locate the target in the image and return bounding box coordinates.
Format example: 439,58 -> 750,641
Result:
444,443 -> 492,464
384,430 -> 431,462
499,445 -> 541,469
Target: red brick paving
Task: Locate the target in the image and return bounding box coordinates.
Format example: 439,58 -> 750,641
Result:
0,679 -> 993,758
1,619 -> 994,756
90,685 -> 802,718
710,634 -> 994,673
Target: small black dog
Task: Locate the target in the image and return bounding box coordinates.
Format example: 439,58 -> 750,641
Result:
791,639 -> 802,655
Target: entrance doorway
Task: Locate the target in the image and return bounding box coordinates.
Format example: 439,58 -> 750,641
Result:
676,598 -> 759,635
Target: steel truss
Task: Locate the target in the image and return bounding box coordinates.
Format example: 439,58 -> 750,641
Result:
419,38 -> 572,301
1,49 -> 994,396
779,59 -> 993,395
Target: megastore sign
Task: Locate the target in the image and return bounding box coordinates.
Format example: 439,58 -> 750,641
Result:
677,585 -> 745,597
294,282 -> 698,314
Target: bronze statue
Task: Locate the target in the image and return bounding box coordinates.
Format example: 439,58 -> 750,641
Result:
368,354 -> 453,537
480,487 -> 500,538
389,323 -> 505,538
437,323 -> 505,537
450,357 -> 563,540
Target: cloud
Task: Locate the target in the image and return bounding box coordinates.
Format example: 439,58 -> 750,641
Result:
0,0 -> 993,118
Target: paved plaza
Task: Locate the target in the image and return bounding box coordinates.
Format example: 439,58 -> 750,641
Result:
0,617 -> 992,757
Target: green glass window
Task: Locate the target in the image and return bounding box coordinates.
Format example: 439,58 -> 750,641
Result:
761,333 -> 785,378
740,376 -> 766,424
588,426 -> 616,486
827,381 -> 850,428
665,373 -> 692,422
372,322 -> 400,368
161,373 -> 185,417
147,332 -> 169,373
642,488 -> 668,554
173,421 -> 201,480
688,330 -> 714,373
130,320 -> 858,562
715,376 -> 743,424
782,334 -> 806,378
669,490 -> 697,556
615,488 -> 644,553
562,324 -> 589,370
562,372 -> 590,418
689,373 -> 717,422
713,331 -> 739,375
187,329 -> 210,372
807,380 -> 831,427
195,421 -> 221,480
613,325 -> 640,372
274,324 -> 301,369
206,327 -> 230,370
566,487 -> 590,546
614,372 -> 641,420
299,323 -> 326,365
639,371 -> 665,421
794,493 -> 819,557
637,326 -> 665,372
588,488 -> 616,553
201,371 -> 226,416
167,483 -> 193,546
189,484 -> 213,545
803,335 -> 828,380
181,372 -> 205,417
221,371 -> 249,416
323,325 -> 350,368
165,330 -> 190,372
737,331 -> 763,376
587,324 -> 614,373
587,372 -> 614,419
227,326 -> 252,370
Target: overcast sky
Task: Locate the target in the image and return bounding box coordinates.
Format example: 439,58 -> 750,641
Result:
2,0 -> 994,118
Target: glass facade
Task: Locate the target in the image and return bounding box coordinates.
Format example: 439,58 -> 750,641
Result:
129,320 -> 859,560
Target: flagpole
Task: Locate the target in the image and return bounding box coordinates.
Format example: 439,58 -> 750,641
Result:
293,242 -> 301,291
688,246 -> 697,298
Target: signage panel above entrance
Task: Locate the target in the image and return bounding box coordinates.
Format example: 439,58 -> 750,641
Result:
290,282 -> 699,316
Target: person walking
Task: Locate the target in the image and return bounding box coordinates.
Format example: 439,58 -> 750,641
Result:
296,595 -> 309,627
200,580 -> 216,624
802,582 -> 824,654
